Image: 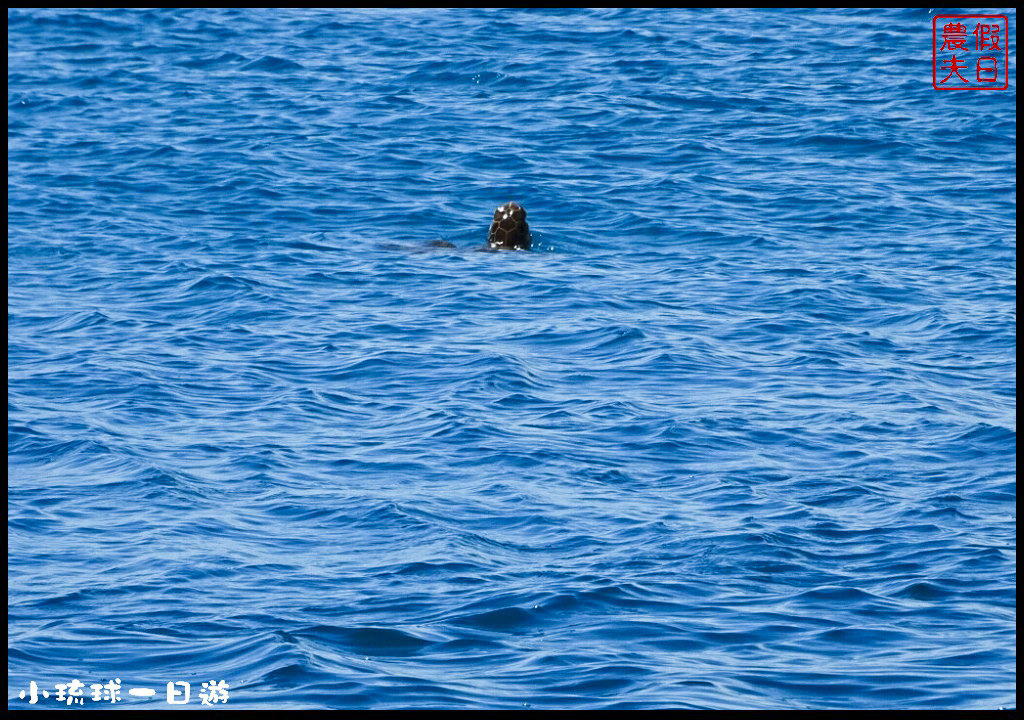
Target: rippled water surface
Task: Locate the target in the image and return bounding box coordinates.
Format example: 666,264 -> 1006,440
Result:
8,8 -> 1016,710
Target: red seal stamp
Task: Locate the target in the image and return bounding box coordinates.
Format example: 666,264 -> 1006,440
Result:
933,14 -> 1009,90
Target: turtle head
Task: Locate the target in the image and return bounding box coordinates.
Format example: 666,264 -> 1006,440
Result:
487,202 -> 531,250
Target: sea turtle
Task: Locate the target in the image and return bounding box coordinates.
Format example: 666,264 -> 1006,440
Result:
426,202 -> 532,251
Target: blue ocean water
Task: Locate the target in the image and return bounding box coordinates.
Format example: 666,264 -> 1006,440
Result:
7,7 -> 1016,710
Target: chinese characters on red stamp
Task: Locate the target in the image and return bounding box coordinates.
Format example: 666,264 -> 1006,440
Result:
933,15 -> 1010,90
